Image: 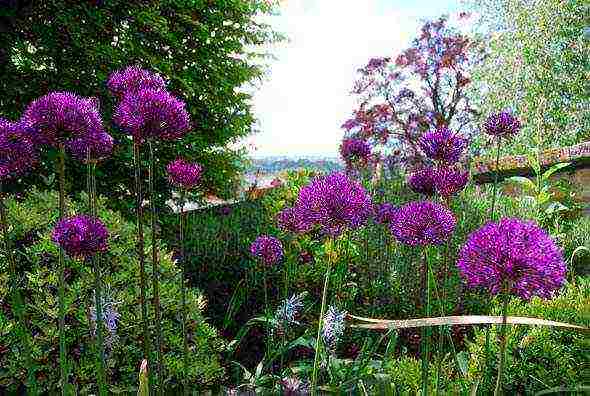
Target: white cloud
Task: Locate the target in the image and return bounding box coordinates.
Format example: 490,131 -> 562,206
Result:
247,0 -> 454,157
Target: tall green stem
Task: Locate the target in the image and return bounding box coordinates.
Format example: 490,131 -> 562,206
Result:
179,191 -> 189,395
0,186 -> 36,393
311,238 -> 334,395
148,140 -> 163,394
132,142 -> 153,394
421,248 -> 431,395
57,145 -> 68,393
490,137 -> 502,221
87,158 -> 107,396
493,293 -> 510,396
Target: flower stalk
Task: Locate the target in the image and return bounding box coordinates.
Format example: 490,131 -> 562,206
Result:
57,145 -> 68,393
179,190 -> 189,395
494,291 -> 510,396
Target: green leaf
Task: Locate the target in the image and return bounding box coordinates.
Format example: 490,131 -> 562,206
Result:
506,176 -> 536,191
542,162 -> 571,180
456,351 -> 470,377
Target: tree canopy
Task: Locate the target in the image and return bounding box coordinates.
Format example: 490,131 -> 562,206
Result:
0,0 -> 282,213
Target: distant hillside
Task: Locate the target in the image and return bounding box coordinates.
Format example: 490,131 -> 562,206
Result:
248,155 -> 344,174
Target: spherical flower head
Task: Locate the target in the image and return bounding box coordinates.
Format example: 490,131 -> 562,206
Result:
250,235 -> 283,266
390,201 -> 456,246
374,202 -> 397,225
113,88 -> 191,143
408,167 -> 437,196
52,215 -> 109,259
484,111 -> 521,138
434,167 -> 469,197
322,306 -> 346,351
418,127 -> 467,164
107,65 -> 166,100
276,206 -> 311,234
457,218 -> 566,300
67,129 -> 114,163
340,138 -> 372,167
280,377 -> 310,395
166,158 -> 203,190
295,172 -> 372,237
23,92 -> 104,148
0,119 -> 38,180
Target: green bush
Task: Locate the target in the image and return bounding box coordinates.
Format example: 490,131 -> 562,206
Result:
465,278 -> 590,394
0,189 -> 225,393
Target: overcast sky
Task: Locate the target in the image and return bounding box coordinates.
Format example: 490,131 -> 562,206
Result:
246,0 -> 463,158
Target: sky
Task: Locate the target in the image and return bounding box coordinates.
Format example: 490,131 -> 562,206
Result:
246,0 -> 464,158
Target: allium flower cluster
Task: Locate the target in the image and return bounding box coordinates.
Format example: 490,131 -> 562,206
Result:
295,172 -> 372,237
167,158 -> 203,190
484,111 -> 521,138
457,218 -> 566,300
418,127 -> 467,164
90,287 -> 121,353
408,168 -> 436,196
434,167 -> 469,197
23,92 -> 105,148
67,128 -> 114,162
0,119 -> 38,180
275,293 -> 305,327
390,201 -> 456,246
107,65 -> 166,100
340,137 -> 372,167
374,202 -> 398,225
276,206 -> 310,234
52,215 -> 109,259
250,235 -> 283,266
322,306 -> 346,351
113,88 -> 191,143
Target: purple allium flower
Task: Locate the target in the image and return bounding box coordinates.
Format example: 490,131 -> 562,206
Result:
418,127 -> 467,164
457,218 -> 566,300
276,206 -> 311,234
408,167 -> 437,196
0,119 -> 38,180
322,306 -> 346,351
295,172 -> 372,237
113,88 -> 191,143
390,201 -> 456,246
374,202 -> 398,225
484,111 -> 521,138
67,129 -> 114,163
51,215 -> 109,259
107,65 -> 166,100
166,158 -> 203,190
23,92 -> 104,148
250,235 -> 283,266
434,167 -> 469,197
280,377 -> 310,395
340,137 -> 372,167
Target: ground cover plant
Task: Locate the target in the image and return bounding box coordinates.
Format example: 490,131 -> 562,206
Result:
0,1 -> 588,395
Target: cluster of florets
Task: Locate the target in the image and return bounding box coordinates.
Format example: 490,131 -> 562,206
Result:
51,215 -> 109,259
250,235 -> 284,266
322,306 -> 347,351
434,166 -> 469,197
408,168 -> 436,196
390,201 -> 456,246
374,202 -> 398,225
23,92 -> 113,163
484,111 -> 521,138
0,119 -> 38,180
166,158 -> 203,190
294,172 -> 372,237
276,206 -> 311,234
90,287 -> 121,353
457,218 -> 566,300
418,126 -> 467,165
107,65 -> 167,100
340,137 -> 372,167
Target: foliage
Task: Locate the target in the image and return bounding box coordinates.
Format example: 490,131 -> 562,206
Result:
341,15 -> 484,167
0,0 -> 283,214
466,278 -> 590,394
0,189 -> 225,393
467,0 -> 590,156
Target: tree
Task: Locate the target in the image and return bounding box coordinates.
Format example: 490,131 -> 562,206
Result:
341,15 -> 483,168
466,0 -> 590,156
0,0 -> 282,214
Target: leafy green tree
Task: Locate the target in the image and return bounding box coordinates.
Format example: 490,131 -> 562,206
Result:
466,0 -> 590,156
0,0 -> 282,214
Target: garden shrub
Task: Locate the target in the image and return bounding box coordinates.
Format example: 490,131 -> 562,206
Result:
0,189 -> 225,393
465,278 -> 590,394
